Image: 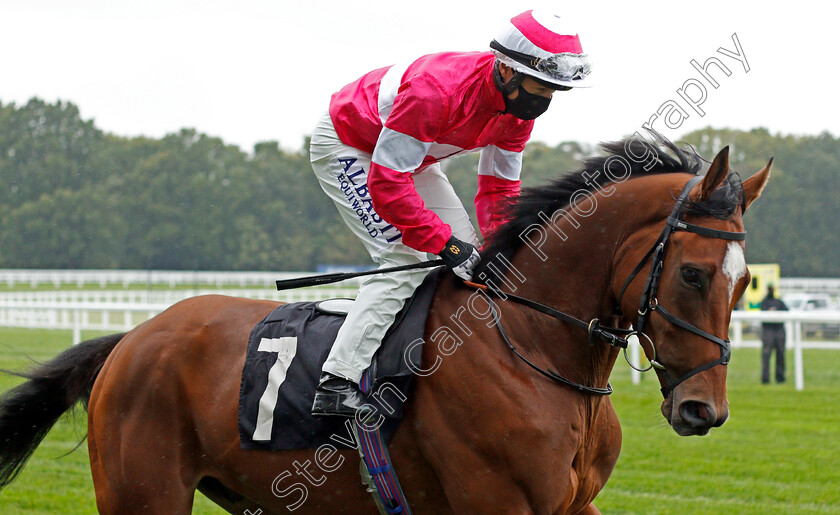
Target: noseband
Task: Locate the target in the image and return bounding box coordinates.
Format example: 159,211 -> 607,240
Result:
615,176 -> 746,398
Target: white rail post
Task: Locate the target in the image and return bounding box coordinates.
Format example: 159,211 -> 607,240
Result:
73,309 -> 82,346
731,319 -> 743,348
793,320 -> 804,391
630,337 -> 641,385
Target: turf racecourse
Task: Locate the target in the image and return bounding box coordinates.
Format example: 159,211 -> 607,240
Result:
0,327 -> 838,514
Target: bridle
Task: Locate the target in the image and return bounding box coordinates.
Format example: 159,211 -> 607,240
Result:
617,176 -> 745,397
472,175 -> 746,398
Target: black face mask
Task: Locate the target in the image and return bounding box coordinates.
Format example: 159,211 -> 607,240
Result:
503,84 -> 552,120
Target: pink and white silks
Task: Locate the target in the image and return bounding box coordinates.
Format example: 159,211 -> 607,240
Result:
330,51 -> 534,254
311,51 -> 534,383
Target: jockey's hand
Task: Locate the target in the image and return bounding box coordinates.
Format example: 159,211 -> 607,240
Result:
439,236 -> 481,281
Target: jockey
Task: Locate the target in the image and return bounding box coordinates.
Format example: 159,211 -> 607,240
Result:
310,9 -> 593,416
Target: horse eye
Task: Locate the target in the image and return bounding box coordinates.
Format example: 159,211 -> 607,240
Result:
681,267 -> 702,287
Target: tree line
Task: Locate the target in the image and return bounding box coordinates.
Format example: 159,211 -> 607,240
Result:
0,98 -> 837,276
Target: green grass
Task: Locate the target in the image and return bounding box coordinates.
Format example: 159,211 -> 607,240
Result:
598,345 -> 840,514
0,328 -> 838,513
0,329 -> 225,514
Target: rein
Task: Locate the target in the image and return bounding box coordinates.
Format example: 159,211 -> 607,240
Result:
464,281 -> 633,396
473,175 -> 746,398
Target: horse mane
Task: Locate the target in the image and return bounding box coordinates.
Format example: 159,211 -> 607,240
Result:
478,134 -> 745,276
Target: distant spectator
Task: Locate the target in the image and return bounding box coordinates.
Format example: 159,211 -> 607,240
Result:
760,285 -> 788,384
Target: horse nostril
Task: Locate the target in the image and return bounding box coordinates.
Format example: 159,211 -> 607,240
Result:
679,400 -> 716,428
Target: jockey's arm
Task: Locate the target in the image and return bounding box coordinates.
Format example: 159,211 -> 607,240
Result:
475,144 -> 523,240
368,76 -> 453,254
367,152 -> 451,254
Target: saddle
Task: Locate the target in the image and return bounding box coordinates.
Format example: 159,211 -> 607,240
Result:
238,268 -> 444,451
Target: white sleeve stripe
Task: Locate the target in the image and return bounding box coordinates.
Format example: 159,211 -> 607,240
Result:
372,127 -> 432,173
377,62 -> 411,124
478,145 -> 523,181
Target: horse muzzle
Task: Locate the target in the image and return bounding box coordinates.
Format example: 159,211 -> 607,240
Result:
663,396 -> 730,436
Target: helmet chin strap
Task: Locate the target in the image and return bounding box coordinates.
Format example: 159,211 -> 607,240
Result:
493,61 -> 526,96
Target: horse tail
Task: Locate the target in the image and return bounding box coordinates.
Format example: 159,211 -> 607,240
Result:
0,332 -> 125,489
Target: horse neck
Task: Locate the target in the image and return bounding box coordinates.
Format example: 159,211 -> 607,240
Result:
502,174 -> 688,310
494,181 -> 669,386
496,200 -> 629,387
505,203 -> 625,323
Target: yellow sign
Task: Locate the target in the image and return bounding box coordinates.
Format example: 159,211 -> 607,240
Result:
743,263 -> 780,310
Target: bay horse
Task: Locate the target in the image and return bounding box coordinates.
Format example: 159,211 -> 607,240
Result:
0,136 -> 771,514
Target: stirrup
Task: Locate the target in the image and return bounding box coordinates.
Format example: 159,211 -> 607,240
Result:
311,374 -> 364,417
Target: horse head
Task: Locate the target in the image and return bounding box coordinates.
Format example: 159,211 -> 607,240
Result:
479,135 -> 771,437
613,145 -> 772,436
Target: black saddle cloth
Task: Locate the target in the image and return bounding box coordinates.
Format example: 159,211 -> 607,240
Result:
238,268 -> 444,450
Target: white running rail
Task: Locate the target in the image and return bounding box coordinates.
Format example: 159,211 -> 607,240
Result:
0,269 -> 833,295
0,288 -> 358,305
0,269 -> 366,289
2,290 -> 838,392
626,310 -> 840,391
0,288 -> 358,347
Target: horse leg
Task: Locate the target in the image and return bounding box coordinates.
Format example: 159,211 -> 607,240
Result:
197,477 -> 272,514
576,503 -> 602,515
87,326 -> 208,514
88,411 -> 199,514
392,400 -> 537,512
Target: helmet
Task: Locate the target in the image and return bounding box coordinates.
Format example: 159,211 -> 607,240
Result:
490,10 -> 592,89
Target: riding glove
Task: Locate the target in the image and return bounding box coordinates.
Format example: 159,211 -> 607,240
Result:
439,235 -> 481,281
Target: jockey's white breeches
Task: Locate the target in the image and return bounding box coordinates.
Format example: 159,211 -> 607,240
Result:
310,112 -> 478,383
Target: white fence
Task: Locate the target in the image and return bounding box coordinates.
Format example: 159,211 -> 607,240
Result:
2,269 -> 838,296
1,288 -> 838,391
0,288 -> 358,305
730,311 -> 840,391
779,277 -> 840,296
627,311 -> 840,391
0,269 -> 366,289
0,288 -> 358,346
0,269 -> 274,288
0,302 -> 169,346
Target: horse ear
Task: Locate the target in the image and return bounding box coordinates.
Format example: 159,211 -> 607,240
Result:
742,157 -> 773,212
698,146 -> 730,201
